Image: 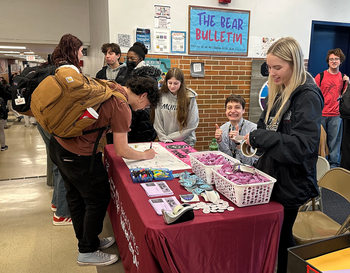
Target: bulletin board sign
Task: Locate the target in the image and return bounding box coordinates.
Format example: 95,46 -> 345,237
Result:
188,6 -> 250,56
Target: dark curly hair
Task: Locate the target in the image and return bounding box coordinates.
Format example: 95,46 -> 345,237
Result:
131,65 -> 161,81
52,34 -> 83,72
125,76 -> 160,108
326,48 -> 346,67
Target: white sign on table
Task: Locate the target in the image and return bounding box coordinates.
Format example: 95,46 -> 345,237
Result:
123,142 -> 190,171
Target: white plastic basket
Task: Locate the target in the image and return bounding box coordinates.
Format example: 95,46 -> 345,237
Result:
212,165 -> 277,207
188,151 -> 240,184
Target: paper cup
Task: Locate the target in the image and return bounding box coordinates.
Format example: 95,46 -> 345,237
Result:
79,107 -> 99,120
241,140 -> 257,157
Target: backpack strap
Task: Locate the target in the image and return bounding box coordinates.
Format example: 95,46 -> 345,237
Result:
88,125 -> 110,173
85,90 -> 126,173
341,73 -> 347,94
319,71 -> 324,87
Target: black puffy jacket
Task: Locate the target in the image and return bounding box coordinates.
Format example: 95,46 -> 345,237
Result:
128,107 -> 157,143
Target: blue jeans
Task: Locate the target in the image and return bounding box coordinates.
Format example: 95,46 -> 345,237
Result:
37,124 -> 70,217
51,164 -> 71,217
321,116 -> 342,168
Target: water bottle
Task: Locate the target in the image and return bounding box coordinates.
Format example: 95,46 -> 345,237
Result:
209,138 -> 219,151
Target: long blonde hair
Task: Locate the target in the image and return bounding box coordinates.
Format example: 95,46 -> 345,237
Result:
265,37 -> 306,126
160,67 -> 190,130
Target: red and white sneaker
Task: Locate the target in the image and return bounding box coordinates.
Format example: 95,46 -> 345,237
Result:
51,204 -> 57,212
53,213 -> 72,226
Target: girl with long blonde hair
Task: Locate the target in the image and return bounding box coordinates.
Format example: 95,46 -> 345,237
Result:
244,37 -> 324,273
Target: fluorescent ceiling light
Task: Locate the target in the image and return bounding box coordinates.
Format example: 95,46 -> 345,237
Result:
0,45 -> 26,49
5,54 -> 26,58
0,51 -> 20,54
24,52 -> 35,54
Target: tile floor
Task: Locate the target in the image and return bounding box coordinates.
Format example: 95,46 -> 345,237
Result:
0,112 -> 125,273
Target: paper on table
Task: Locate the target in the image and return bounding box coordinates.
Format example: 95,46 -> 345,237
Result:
148,196 -> 181,216
141,181 -> 173,197
123,142 -> 191,170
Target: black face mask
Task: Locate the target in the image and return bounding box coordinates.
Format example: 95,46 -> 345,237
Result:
126,60 -> 137,69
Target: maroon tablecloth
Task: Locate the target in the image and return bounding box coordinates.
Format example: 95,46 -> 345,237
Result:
104,144 -> 284,273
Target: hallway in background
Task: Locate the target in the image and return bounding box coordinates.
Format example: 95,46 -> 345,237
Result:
0,112 -> 125,273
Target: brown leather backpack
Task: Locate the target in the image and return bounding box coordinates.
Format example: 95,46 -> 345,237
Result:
31,66 -> 127,138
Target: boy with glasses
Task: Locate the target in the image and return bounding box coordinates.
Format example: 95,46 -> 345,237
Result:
315,48 -> 350,168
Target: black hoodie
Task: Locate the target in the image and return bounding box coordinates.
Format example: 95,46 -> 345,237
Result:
250,73 -> 324,208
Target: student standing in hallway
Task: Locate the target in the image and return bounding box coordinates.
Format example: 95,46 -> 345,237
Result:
95,43 -> 126,82
315,48 -> 350,168
244,37 -> 324,273
98,42 -> 158,144
48,34 -> 160,267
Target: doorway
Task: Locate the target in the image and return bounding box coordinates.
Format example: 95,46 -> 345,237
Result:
308,20 -> 350,77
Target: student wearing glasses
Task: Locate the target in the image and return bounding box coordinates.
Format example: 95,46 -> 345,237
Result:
314,48 -> 350,168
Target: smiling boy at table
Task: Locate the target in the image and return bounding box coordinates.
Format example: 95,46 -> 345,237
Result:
49,41 -> 161,267
214,94 -> 257,166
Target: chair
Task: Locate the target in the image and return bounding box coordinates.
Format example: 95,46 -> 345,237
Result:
299,156 -> 330,212
293,167 -> 350,245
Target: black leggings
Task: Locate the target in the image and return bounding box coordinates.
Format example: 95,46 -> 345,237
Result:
277,207 -> 299,273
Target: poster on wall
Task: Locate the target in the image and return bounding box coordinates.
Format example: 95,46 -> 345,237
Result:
249,36 -> 278,57
153,29 -> 170,53
261,37 -> 277,57
188,6 -> 250,56
145,58 -> 171,74
117,33 -> 131,48
10,64 -> 20,73
0,59 -> 8,74
154,5 -> 171,29
171,31 -> 186,53
136,28 -> 151,50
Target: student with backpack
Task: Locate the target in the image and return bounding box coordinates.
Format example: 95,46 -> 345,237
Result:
0,81 -> 10,150
0,96 -> 8,151
314,48 -> 350,168
45,34 -> 160,267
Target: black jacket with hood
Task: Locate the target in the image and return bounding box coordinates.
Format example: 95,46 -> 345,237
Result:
250,73 -> 324,208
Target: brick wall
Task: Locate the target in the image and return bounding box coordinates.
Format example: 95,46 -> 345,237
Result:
122,54 -> 253,152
